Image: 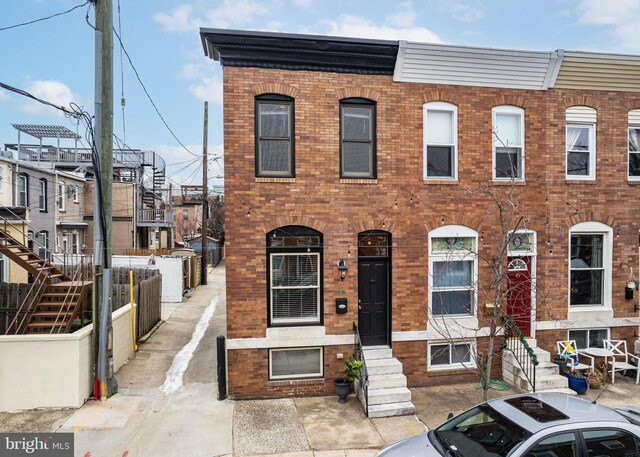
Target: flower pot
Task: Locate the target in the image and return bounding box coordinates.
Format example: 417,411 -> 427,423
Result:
588,374 -> 602,390
566,373 -> 589,395
334,378 -> 351,404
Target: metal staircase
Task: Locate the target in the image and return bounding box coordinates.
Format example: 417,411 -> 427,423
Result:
0,220 -> 92,335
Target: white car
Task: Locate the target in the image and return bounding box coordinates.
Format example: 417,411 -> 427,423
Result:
378,392 -> 640,457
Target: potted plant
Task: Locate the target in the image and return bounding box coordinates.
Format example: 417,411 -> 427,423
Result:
566,370 -> 589,395
334,355 -> 362,403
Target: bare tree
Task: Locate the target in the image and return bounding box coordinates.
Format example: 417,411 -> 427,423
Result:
207,196 -> 225,245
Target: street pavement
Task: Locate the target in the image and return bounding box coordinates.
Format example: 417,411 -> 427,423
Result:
4,260 -> 640,456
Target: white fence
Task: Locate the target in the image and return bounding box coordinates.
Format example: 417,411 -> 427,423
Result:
0,305 -> 135,412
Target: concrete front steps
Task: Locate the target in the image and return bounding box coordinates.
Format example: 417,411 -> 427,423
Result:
356,346 -> 416,418
502,338 -> 576,396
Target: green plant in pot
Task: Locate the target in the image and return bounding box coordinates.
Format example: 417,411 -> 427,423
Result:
334,355 -> 362,403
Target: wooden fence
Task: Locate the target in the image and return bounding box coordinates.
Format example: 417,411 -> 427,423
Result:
0,283 -> 41,334
111,267 -> 162,339
123,248 -> 173,256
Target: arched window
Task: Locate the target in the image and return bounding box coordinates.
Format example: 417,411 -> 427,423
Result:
424,101 -> 458,180
492,105 -> 524,181
255,94 -> 294,177
566,106 -> 597,179
267,226 -> 322,325
428,225 -> 478,317
340,98 -> 376,178
569,221 -> 612,308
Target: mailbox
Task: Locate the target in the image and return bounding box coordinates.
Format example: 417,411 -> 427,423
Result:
336,298 -> 348,314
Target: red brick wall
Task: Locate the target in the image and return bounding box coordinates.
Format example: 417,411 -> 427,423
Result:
222,66 -> 640,396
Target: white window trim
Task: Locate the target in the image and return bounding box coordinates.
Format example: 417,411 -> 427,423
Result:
71,185 -> 79,203
492,105 -> 525,182
58,181 -> 66,211
628,125 -> 640,181
0,253 -> 6,282
567,327 -> 610,348
39,179 -> 47,211
424,101 -> 458,181
17,175 -> 27,207
268,347 -> 324,380
566,123 -> 596,180
568,221 -> 612,311
428,225 -> 478,318
270,252 -> 321,325
428,340 -> 477,371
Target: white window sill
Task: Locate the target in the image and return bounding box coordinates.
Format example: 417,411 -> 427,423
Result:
568,307 -> 613,322
427,316 -> 478,335
266,326 -> 326,339
428,363 -> 477,372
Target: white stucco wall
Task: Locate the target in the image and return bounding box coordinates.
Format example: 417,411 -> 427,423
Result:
112,256 -> 182,302
0,305 -> 135,412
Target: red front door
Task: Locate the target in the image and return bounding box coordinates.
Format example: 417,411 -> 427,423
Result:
506,256 -> 532,337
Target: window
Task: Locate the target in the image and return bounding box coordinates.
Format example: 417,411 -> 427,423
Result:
0,253 -> 5,282
62,231 -> 68,254
429,342 -> 475,370
35,231 -> 48,259
581,429 -> 639,456
424,102 -> 457,179
72,232 -> 79,254
269,347 -> 323,380
267,226 -> 322,325
340,98 -> 376,178
429,225 -> 477,317
569,222 -> 612,308
183,210 -> 189,220
492,106 -> 524,180
569,328 -> 609,349
71,185 -> 79,203
39,179 -> 47,211
524,432 -> 578,457
630,127 -> 640,178
255,94 -> 294,177
566,106 -> 597,179
58,181 -> 65,211
629,110 -> 640,179
17,174 -> 28,207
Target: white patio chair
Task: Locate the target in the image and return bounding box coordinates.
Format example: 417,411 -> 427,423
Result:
556,340 -> 594,372
603,339 -> 640,384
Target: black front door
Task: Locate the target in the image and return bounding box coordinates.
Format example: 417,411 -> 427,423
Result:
358,258 -> 389,346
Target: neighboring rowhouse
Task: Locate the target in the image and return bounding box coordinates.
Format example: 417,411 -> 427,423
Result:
201,29 -> 640,403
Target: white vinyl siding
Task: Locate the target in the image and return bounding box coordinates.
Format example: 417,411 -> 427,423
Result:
269,347 -> 323,380
424,102 -> 457,180
270,252 -> 320,324
492,106 -> 524,181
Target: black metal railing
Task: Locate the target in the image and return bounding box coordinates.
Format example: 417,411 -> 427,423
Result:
502,314 -> 538,392
353,322 -> 369,416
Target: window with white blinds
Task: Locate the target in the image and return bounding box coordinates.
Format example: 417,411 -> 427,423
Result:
270,253 -> 320,324
267,226 -> 323,326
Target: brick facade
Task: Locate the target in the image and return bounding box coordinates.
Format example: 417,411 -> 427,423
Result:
220,62 -> 640,399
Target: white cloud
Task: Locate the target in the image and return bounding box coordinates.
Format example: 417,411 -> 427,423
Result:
153,0 -> 268,33
0,90 -> 8,102
578,0 -> 640,50
19,80 -> 77,117
440,1 -> 484,23
189,76 -> 223,105
322,3 -> 441,43
293,0 -> 312,7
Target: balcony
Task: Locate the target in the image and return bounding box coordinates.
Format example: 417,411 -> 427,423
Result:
137,209 -> 175,228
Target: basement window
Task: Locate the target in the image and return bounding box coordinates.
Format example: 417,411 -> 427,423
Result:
269,347 -> 323,380
428,341 -> 475,370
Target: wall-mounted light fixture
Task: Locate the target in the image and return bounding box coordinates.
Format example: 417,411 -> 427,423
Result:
337,259 -> 347,281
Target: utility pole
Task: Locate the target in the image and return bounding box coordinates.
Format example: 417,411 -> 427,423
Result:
93,0 -> 114,400
201,101 -> 208,285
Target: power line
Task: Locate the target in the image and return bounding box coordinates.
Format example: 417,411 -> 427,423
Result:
0,81 -> 81,118
116,0 -> 127,145
110,26 -> 200,159
0,1 -> 89,32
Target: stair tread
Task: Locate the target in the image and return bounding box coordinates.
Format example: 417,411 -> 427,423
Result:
368,386 -> 411,395
27,322 -> 66,328
368,402 -> 416,412
367,358 -> 402,366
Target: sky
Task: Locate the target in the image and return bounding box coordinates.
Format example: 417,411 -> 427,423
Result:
1,0 -> 639,189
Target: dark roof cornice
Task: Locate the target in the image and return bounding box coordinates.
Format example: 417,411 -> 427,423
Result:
200,29 -> 399,75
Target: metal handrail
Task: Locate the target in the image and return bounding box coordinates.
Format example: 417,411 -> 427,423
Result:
502,314 -> 538,392
4,264 -> 48,335
353,322 -> 369,416
49,260 -> 85,334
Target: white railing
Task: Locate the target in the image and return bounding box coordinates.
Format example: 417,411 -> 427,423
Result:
138,209 -> 174,224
